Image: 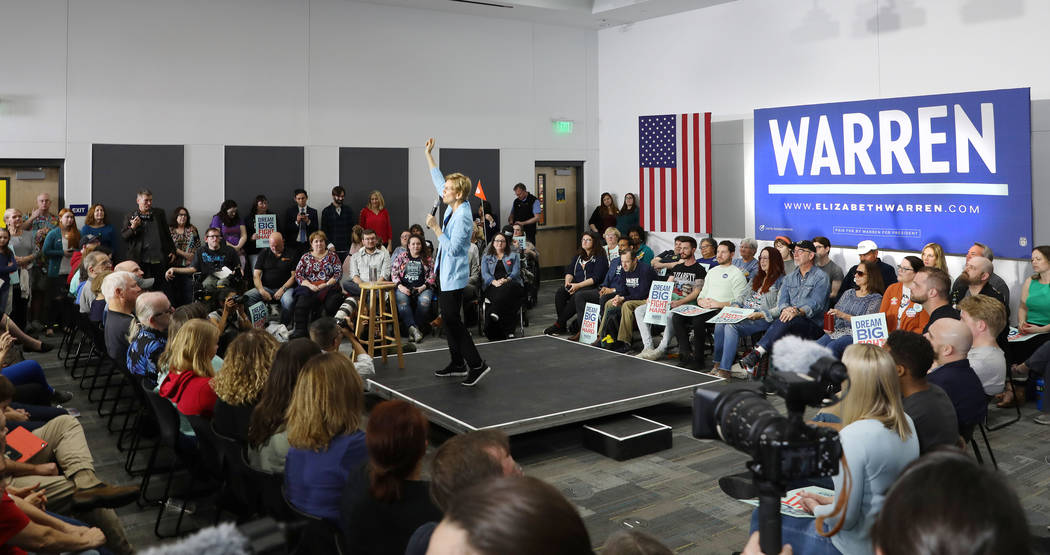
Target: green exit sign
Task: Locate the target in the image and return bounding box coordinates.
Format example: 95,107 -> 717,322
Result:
553,120 -> 574,134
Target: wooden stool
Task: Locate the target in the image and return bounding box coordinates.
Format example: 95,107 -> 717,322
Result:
353,281 -> 404,368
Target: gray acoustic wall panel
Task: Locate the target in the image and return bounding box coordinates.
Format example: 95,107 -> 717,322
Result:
710,120 -> 745,240
224,146 -> 306,236
438,148 -> 501,231
339,147 -> 409,241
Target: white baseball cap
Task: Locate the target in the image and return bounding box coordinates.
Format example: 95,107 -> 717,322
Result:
856,240 -> 878,255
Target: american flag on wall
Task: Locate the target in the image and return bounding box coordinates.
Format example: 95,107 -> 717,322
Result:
638,113 -> 712,233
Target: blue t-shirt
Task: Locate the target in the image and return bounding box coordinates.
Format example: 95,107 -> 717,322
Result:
285,430 -> 368,522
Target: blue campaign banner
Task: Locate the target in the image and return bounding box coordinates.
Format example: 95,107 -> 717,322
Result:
754,87 -> 1032,258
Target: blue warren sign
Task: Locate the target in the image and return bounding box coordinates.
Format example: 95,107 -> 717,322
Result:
754,88 -> 1032,258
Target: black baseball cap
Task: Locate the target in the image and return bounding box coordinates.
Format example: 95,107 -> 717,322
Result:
794,240 -> 816,253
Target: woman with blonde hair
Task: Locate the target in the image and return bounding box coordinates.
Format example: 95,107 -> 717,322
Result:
284,352 -> 367,522
751,343 -> 919,554
211,329 -> 279,442
359,190 -> 392,245
921,242 -> 949,273
158,319 -> 221,419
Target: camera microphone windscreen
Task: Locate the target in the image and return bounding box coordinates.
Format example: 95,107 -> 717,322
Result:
770,336 -> 834,376
138,522 -> 250,555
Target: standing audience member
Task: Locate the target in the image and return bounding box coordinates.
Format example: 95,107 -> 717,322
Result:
321,186 -> 355,261
588,192 -> 619,234
880,255 -> 929,333
167,206 -> 201,307
921,241 -> 949,273
637,236 -> 706,360
245,194 -> 273,258
508,182 -> 541,244
284,352 -> 367,522
958,294 -> 1008,397
427,476 -> 592,555
81,203 -> 115,250
291,231 -> 343,338
393,235 -> 436,342
209,200 -> 247,270
119,189 -> 176,291
475,200 -> 499,244
817,259 -> 885,358
339,401 -> 442,554
41,208 -> 79,336
359,190 -> 392,246
950,242 -> 1011,308
710,247 -> 785,377
673,241 -> 747,369
0,228 -> 17,319
812,236 -> 843,302
885,330 -> 959,454
835,239 -> 897,305
615,193 -> 639,235
733,238 -> 759,280
211,329 -> 279,443
544,232 -> 608,336
285,189 -> 318,254
5,209 -> 37,328
158,319 -> 220,419
126,292 -> 172,387
102,271 -> 143,361
246,338 -> 321,473
243,232 -> 297,324
26,193 -> 57,332
481,233 -> 524,341
925,318 -> 987,431
740,240 -> 830,374
911,267 -> 958,333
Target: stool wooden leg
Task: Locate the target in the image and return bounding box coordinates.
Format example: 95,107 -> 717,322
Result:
365,288 -> 377,358
354,289 -> 367,338
387,291 -> 404,368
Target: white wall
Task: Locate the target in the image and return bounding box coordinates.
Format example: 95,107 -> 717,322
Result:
0,0 -> 598,231
598,0 -> 1050,320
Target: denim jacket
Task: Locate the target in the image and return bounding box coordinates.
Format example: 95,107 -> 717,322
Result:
481,252 -> 522,288
773,265 -> 830,323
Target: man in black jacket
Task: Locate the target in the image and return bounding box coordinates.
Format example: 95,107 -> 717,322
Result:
119,189 -> 176,293
507,183 -> 540,244
284,188 -> 318,255
321,186 -> 354,261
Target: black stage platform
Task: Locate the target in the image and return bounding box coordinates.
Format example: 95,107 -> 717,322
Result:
367,335 -> 721,435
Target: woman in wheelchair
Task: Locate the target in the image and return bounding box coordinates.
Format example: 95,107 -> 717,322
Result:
290,231 -> 343,338
482,234 -> 524,341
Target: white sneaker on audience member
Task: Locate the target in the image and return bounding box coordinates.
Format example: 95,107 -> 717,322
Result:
639,348 -> 665,361
409,325 -> 423,343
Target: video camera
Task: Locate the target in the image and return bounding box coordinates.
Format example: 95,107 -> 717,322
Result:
692,336 -> 848,554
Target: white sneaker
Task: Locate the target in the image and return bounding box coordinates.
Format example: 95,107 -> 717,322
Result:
409,326 -> 423,343
639,348 -> 665,361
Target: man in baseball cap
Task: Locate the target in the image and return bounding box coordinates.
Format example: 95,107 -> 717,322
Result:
834,239 -> 897,305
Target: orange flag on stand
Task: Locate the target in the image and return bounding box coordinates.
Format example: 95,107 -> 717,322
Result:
474,180 -> 487,202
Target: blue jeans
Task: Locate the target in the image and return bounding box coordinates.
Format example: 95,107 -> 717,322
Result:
816,334 -> 853,359
2,360 -> 53,394
757,315 -> 826,351
713,319 -> 772,369
244,286 -> 296,322
749,509 -> 841,555
395,288 -> 434,328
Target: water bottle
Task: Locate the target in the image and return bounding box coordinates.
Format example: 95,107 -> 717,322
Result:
1036,378 -> 1045,411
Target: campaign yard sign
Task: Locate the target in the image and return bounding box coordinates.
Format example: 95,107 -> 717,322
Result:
255,214 -> 278,248
708,307 -> 755,324
851,313 -> 888,346
248,302 -> 269,328
754,88 -> 1032,257
580,302 -> 601,344
643,281 -> 674,325
514,236 -> 527,251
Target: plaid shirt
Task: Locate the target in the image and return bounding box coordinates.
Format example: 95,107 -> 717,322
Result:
26,212 -> 57,263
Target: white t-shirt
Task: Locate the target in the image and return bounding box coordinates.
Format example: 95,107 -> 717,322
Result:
967,345 -> 1006,396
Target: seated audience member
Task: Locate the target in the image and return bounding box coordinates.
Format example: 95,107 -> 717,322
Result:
475,200 -> 499,244
291,230 -> 343,338
341,228 -> 390,299
76,250 -> 112,314
165,227 -> 241,291
870,450 -> 1031,555
627,226 -> 654,266
911,266 -> 959,333
512,222 -> 539,260
544,232 -> 608,336
461,224 -> 483,328
732,238 -> 759,280
1007,245 -> 1050,366
740,241 -> 830,374
211,329 -> 279,443
309,316 -> 375,376
158,319 -> 220,419
0,395 -> 137,554
339,401 -> 442,553
603,529 -> 673,555
672,241 -> 747,367
1004,338 -> 1050,417
711,247 -> 785,377
600,247 -> 656,352
566,236 -> 631,341
880,255 -> 929,333
1,356 -> 72,417
602,226 -> 621,260
925,318 -> 987,430
817,259 -> 885,358
812,236 -> 843,302
284,352 -> 367,523
125,292 -> 172,387
101,271 -> 143,361
481,233 -> 524,341
393,234 -> 436,342
748,343 -> 918,555
0,313 -> 53,356
886,330 -> 959,454
773,236 -> 794,274
921,241 -> 950,273
637,236 -> 706,360
391,229 -> 412,261
246,338 -> 322,473
650,236 -> 681,274
0,412 -> 112,555
951,255 -> 1009,349
243,232 -> 297,323
405,429 -> 523,555
347,224 -> 365,257
696,236 -> 717,269
958,294 -> 1007,397
88,270 -> 111,323
950,241 -> 1011,309
428,476 -> 592,555
834,239 -> 897,306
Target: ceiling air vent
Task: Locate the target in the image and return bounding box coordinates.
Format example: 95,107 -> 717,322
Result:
15,170 -> 46,180
449,0 -> 514,8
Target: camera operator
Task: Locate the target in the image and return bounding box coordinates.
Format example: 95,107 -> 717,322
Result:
747,343 -> 919,555
308,316 -> 374,377
120,189 -> 176,292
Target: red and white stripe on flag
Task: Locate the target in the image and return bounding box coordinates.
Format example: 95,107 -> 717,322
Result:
638,112 -> 712,234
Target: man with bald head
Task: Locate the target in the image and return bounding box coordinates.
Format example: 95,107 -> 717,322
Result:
951,242 -> 1011,308
113,259 -> 155,291
925,318 -> 988,430
244,231 -> 297,323
951,255 -> 1009,348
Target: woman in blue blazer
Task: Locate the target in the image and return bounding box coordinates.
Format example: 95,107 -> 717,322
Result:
481,232 -> 524,341
424,138 -> 491,386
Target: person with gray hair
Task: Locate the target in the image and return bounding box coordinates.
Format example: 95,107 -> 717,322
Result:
732,238 -> 759,280
102,271 -> 142,362
77,250 -> 112,313
126,291 -> 173,386
950,241 -> 1011,308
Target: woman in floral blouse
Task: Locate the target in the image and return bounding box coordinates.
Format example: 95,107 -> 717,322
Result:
291,231 -> 343,338
169,206 -> 201,307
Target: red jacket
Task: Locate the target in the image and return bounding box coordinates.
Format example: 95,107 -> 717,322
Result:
159,370 -> 217,418
358,208 -> 392,245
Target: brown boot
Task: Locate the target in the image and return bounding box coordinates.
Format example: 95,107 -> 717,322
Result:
430,315 -> 443,329
997,382 -> 1026,408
